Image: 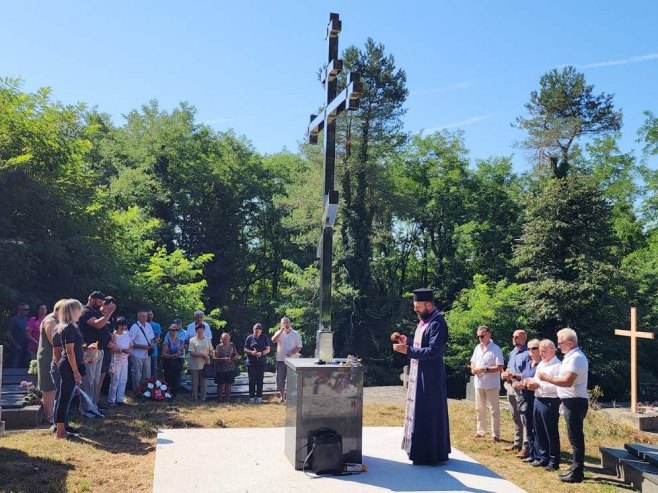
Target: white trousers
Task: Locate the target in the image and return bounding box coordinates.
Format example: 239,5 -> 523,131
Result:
475,387 -> 501,438
108,358 -> 129,404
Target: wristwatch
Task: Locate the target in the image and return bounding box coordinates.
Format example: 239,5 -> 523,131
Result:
484,367 -> 488,373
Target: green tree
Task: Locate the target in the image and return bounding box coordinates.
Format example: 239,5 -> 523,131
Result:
515,66 -> 622,177
513,175 -> 627,396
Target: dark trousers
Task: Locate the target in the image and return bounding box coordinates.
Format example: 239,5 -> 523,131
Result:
248,365 -> 264,397
51,361 -> 69,427
562,397 -> 588,475
521,396 -> 540,461
163,358 -> 183,397
55,362 -> 76,424
7,343 -> 30,368
534,397 -> 561,467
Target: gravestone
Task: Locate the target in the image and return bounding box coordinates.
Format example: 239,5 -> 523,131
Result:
0,345 -> 4,434
284,12 -> 365,471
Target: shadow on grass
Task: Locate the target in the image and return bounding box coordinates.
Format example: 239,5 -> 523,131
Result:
0,447 -> 73,493
66,398 -> 208,456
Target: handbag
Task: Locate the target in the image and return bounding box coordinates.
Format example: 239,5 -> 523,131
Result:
203,361 -> 216,379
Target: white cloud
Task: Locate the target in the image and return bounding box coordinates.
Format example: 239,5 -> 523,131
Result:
578,52 -> 658,69
423,113 -> 498,133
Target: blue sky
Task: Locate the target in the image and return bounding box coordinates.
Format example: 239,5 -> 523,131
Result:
2,1 -> 657,171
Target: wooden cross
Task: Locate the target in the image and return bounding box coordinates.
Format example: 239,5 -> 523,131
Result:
615,307 -> 655,413
307,12 -> 361,361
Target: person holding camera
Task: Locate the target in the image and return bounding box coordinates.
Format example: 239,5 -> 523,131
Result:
79,291 -> 116,418
129,309 -> 155,390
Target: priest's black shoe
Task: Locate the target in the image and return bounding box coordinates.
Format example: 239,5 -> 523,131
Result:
559,473 -> 583,483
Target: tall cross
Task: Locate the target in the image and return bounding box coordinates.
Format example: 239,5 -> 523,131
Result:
307,12 -> 362,361
615,307 -> 655,413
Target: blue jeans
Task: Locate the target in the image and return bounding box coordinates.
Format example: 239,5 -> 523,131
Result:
533,397 -> 561,467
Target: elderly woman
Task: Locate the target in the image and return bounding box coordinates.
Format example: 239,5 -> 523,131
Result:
188,323 -> 213,402
162,323 -> 185,398
513,338 -> 542,465
526,339 -> 562,470
213,333 -> 239,403
36,302 -> 61,425
54,299 -> 85,440
244,323 -> 270,404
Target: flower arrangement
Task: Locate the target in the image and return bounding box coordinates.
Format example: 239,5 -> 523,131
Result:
637,402 -> 658,415
28,359 -> 38,376
20,380 -> 43,406
134,376 -> 172,401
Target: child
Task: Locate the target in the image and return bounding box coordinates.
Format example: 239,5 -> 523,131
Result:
108,317 -> 132,406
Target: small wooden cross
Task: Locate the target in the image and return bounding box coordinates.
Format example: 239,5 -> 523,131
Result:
615,307 -> 655,413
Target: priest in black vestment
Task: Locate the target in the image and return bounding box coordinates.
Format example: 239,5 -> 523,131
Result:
393,288 -> 451,465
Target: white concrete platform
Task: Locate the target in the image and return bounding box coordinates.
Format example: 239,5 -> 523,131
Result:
153,427 -> 526,493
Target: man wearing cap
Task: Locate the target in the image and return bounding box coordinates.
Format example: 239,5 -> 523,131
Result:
393,288 -> 451,465
79,291 -> 116,417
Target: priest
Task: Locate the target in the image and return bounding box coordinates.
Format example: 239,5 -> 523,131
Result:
393,288 -> 451,465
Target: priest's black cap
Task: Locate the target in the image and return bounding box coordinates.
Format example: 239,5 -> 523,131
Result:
412,288 -> 434,302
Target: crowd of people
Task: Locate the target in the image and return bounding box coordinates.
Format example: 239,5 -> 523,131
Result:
470,325 -> 589,484
4,293 -> 303,440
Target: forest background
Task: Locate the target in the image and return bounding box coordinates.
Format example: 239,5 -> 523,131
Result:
2,39 -> 658,399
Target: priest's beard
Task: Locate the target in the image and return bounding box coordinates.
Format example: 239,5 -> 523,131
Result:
417,309 -> 434,321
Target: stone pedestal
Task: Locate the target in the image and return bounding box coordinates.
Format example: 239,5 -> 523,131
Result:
0,345 -> 4,435
284,358 -> 364,469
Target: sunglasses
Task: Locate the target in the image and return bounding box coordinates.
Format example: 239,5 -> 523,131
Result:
528,347 -> 540,350
476,334 -> 488,339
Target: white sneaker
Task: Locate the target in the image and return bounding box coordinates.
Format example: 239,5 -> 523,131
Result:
249,397 -> 256,404
256,397 -> 262,404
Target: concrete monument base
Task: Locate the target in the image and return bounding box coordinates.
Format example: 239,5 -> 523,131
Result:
153,427 -> 526,492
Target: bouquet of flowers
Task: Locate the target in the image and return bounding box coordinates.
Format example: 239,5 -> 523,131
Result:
20,380 -> 43,406
134,376 -> 172,401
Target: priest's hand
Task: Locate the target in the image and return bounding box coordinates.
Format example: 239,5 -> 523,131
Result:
393,343 -> 408,354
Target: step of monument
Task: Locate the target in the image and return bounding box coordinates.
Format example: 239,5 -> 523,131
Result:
628,444 -> 658,467
1,393 -> 28,409
179,372 -> 278,397
644,473 -> 658,493
620,458 -> 658,492
600,447 -> 638,476
1,374 -> 34,385
2,405 -> 43,430
2,384 -> 29,394
1,368 -> 31,376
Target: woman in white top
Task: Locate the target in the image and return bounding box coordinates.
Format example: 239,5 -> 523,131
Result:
188,324 -> 213,402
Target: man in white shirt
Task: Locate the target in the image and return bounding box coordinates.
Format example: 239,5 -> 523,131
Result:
271,316 -> 302,403
186,310 -> 212,342
129,309 -> 155,390
537,328 -> 589,483
470,325 -> 504,441
526,339 -> 562,471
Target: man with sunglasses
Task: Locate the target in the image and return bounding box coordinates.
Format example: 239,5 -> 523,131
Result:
6,303 -> 30,368
501,329 -> 529,457
470,325 -> 504,442
537,328 -> 589,483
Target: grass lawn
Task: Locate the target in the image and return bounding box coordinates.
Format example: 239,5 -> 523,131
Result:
0,394 -> 655,493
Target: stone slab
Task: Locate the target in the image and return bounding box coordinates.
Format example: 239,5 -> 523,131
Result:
1,405 -> 43,429
644,473 -> 658,493
153,427 -> 526,493
601,408 -> 658,432
600,447 -> 637,476
179,372 -> 277,397
620,459 -> 658,491
627,444 -> 658,467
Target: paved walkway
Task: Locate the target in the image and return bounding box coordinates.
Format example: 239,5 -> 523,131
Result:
153,427 -> 526,493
